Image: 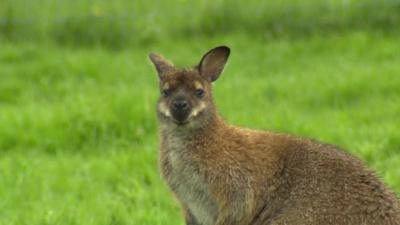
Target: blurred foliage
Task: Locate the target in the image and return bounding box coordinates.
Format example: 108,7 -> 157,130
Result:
0,0 -> 399,48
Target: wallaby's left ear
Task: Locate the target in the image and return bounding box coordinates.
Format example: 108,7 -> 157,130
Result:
198,46 -> 230,82
149,53 -> 175,79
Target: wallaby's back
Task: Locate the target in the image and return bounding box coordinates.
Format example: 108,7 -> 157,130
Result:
255,133 -> 400,225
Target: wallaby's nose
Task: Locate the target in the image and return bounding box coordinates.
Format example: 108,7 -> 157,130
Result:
173,99 -> 189,110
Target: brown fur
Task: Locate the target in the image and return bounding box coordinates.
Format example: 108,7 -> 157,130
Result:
149,46 -> 400,225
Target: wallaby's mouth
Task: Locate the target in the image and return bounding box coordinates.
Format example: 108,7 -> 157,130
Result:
171,110 -> 191,126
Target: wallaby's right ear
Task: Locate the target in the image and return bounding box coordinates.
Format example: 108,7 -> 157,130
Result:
149,53 -> 174,79
198,46 -> 230,82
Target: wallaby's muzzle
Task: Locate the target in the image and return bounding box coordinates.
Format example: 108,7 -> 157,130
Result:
170,96 -> 191,124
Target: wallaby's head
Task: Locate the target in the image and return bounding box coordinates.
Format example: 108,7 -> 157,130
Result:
149,46 -> 230,129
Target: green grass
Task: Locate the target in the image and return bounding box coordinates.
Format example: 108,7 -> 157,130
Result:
1,2 -> 399,224
0,31 -> 400,224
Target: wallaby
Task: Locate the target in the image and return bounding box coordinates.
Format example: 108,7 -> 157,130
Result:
149,46 -> 400,225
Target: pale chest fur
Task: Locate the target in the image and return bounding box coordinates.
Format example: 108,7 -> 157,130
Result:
162,134 -> 218,225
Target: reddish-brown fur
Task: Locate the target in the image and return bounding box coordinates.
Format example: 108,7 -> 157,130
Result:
149,47 -> 400,225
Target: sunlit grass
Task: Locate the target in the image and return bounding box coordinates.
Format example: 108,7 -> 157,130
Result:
0,32 -> 399,224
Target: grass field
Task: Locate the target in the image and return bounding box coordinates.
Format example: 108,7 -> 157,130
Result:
1,0 -> 400,225
1,32 -> 400,225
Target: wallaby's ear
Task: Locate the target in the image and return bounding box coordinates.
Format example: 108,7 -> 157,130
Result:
149,53 -> 174,78
198,46 -> 230,82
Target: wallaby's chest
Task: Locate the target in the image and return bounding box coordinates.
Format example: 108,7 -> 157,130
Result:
162,138 -> 217,225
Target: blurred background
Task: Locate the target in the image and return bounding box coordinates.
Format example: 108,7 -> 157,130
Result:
0,0 -> 399,224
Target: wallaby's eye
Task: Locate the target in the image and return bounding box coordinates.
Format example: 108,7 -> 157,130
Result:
162,89 -> 171,97
195,89 -> 205,98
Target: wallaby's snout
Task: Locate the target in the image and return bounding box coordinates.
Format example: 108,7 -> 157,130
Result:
170,95 -> 191,124
172,97 -> 189,110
